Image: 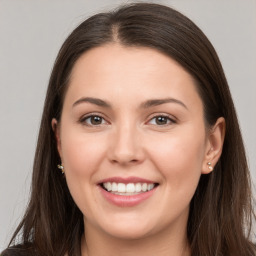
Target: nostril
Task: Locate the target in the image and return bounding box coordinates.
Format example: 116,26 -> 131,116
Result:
110,157 -> 140,165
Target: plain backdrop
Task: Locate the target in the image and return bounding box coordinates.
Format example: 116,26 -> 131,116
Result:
0,0 -> 255,250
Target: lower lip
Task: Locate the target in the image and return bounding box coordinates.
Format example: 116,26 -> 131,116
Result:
99,186 -> 157,207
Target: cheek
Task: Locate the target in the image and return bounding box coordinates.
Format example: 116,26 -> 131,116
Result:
59,127 -> 108,214
147,127 -> 206,193
61,129 -> 106,178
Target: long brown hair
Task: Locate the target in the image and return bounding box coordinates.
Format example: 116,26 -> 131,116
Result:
2,3 -> 255,256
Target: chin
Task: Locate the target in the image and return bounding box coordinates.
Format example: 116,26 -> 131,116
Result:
99,217 -> 157,240
106,226 -> 153,240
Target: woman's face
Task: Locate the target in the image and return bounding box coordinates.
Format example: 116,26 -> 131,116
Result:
54,44 -> 218,240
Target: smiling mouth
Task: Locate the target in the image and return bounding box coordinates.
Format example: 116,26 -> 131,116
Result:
100,182 -> 159,196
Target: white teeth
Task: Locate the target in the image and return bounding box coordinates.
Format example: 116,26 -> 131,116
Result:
112,182 -> 118,192
102,182 -> 156,194
142,183 -> 147,192
126,183 -> 135,193
106,182 -> 111,191
148,183 -> 154,190
117,183 -> 126,193
135,183 -> 142,192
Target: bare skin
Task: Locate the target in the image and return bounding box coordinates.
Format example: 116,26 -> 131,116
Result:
53,44 -> 225,256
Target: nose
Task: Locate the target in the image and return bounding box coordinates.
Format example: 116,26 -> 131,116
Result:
108,122 -> 144,165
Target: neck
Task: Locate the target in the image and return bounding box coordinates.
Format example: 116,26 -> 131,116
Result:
81,218 -> 190,256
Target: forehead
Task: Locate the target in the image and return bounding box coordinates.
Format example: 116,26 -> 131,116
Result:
64,43 -> 202,112
70,44 -> 192,84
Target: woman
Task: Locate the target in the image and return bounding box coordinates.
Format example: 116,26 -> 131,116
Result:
2,3 -> 255,256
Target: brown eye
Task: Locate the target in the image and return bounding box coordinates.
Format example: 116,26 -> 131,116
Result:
155,116 -> 169,125
82,115 -> 106,126
148,115 -> 175,126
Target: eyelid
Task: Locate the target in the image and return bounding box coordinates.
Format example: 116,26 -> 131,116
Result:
78,112 -> 177,127
79,112 -> 110,126
146,113 -> 177,125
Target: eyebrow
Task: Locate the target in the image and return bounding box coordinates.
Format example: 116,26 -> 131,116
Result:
72,97 -> 111,108
72,97 -> 188,110
140,98 -> 188,110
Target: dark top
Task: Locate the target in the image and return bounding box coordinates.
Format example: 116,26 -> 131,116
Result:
1,249 -> 23,256
1,245 -> 35,256
1,250 -> 18,256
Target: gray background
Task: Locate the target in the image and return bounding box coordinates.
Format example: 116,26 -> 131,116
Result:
0,0 -> 255,250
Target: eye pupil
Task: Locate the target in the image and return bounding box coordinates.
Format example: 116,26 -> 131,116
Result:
156,116 -> 168,125
91,116 -> 102,125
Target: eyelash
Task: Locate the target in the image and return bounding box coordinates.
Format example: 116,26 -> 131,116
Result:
79,113 -> 108,126
79,113 -> 176,127
147,114 -> 176,126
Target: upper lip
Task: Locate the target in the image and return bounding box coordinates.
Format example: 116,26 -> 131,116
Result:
98,176 -> 158,184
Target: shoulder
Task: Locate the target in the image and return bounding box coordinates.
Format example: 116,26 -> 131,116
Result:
1,249 -> 68,256
1,249 -> 20,256
1,250 -> 34,256
1,245 -> 35,256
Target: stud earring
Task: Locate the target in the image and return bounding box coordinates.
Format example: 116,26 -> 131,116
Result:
57,164 -> 64,174
207,162 -> 213,171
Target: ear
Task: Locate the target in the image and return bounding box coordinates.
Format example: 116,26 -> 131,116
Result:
51,118 -> 62,159
202,117 -> 225,174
